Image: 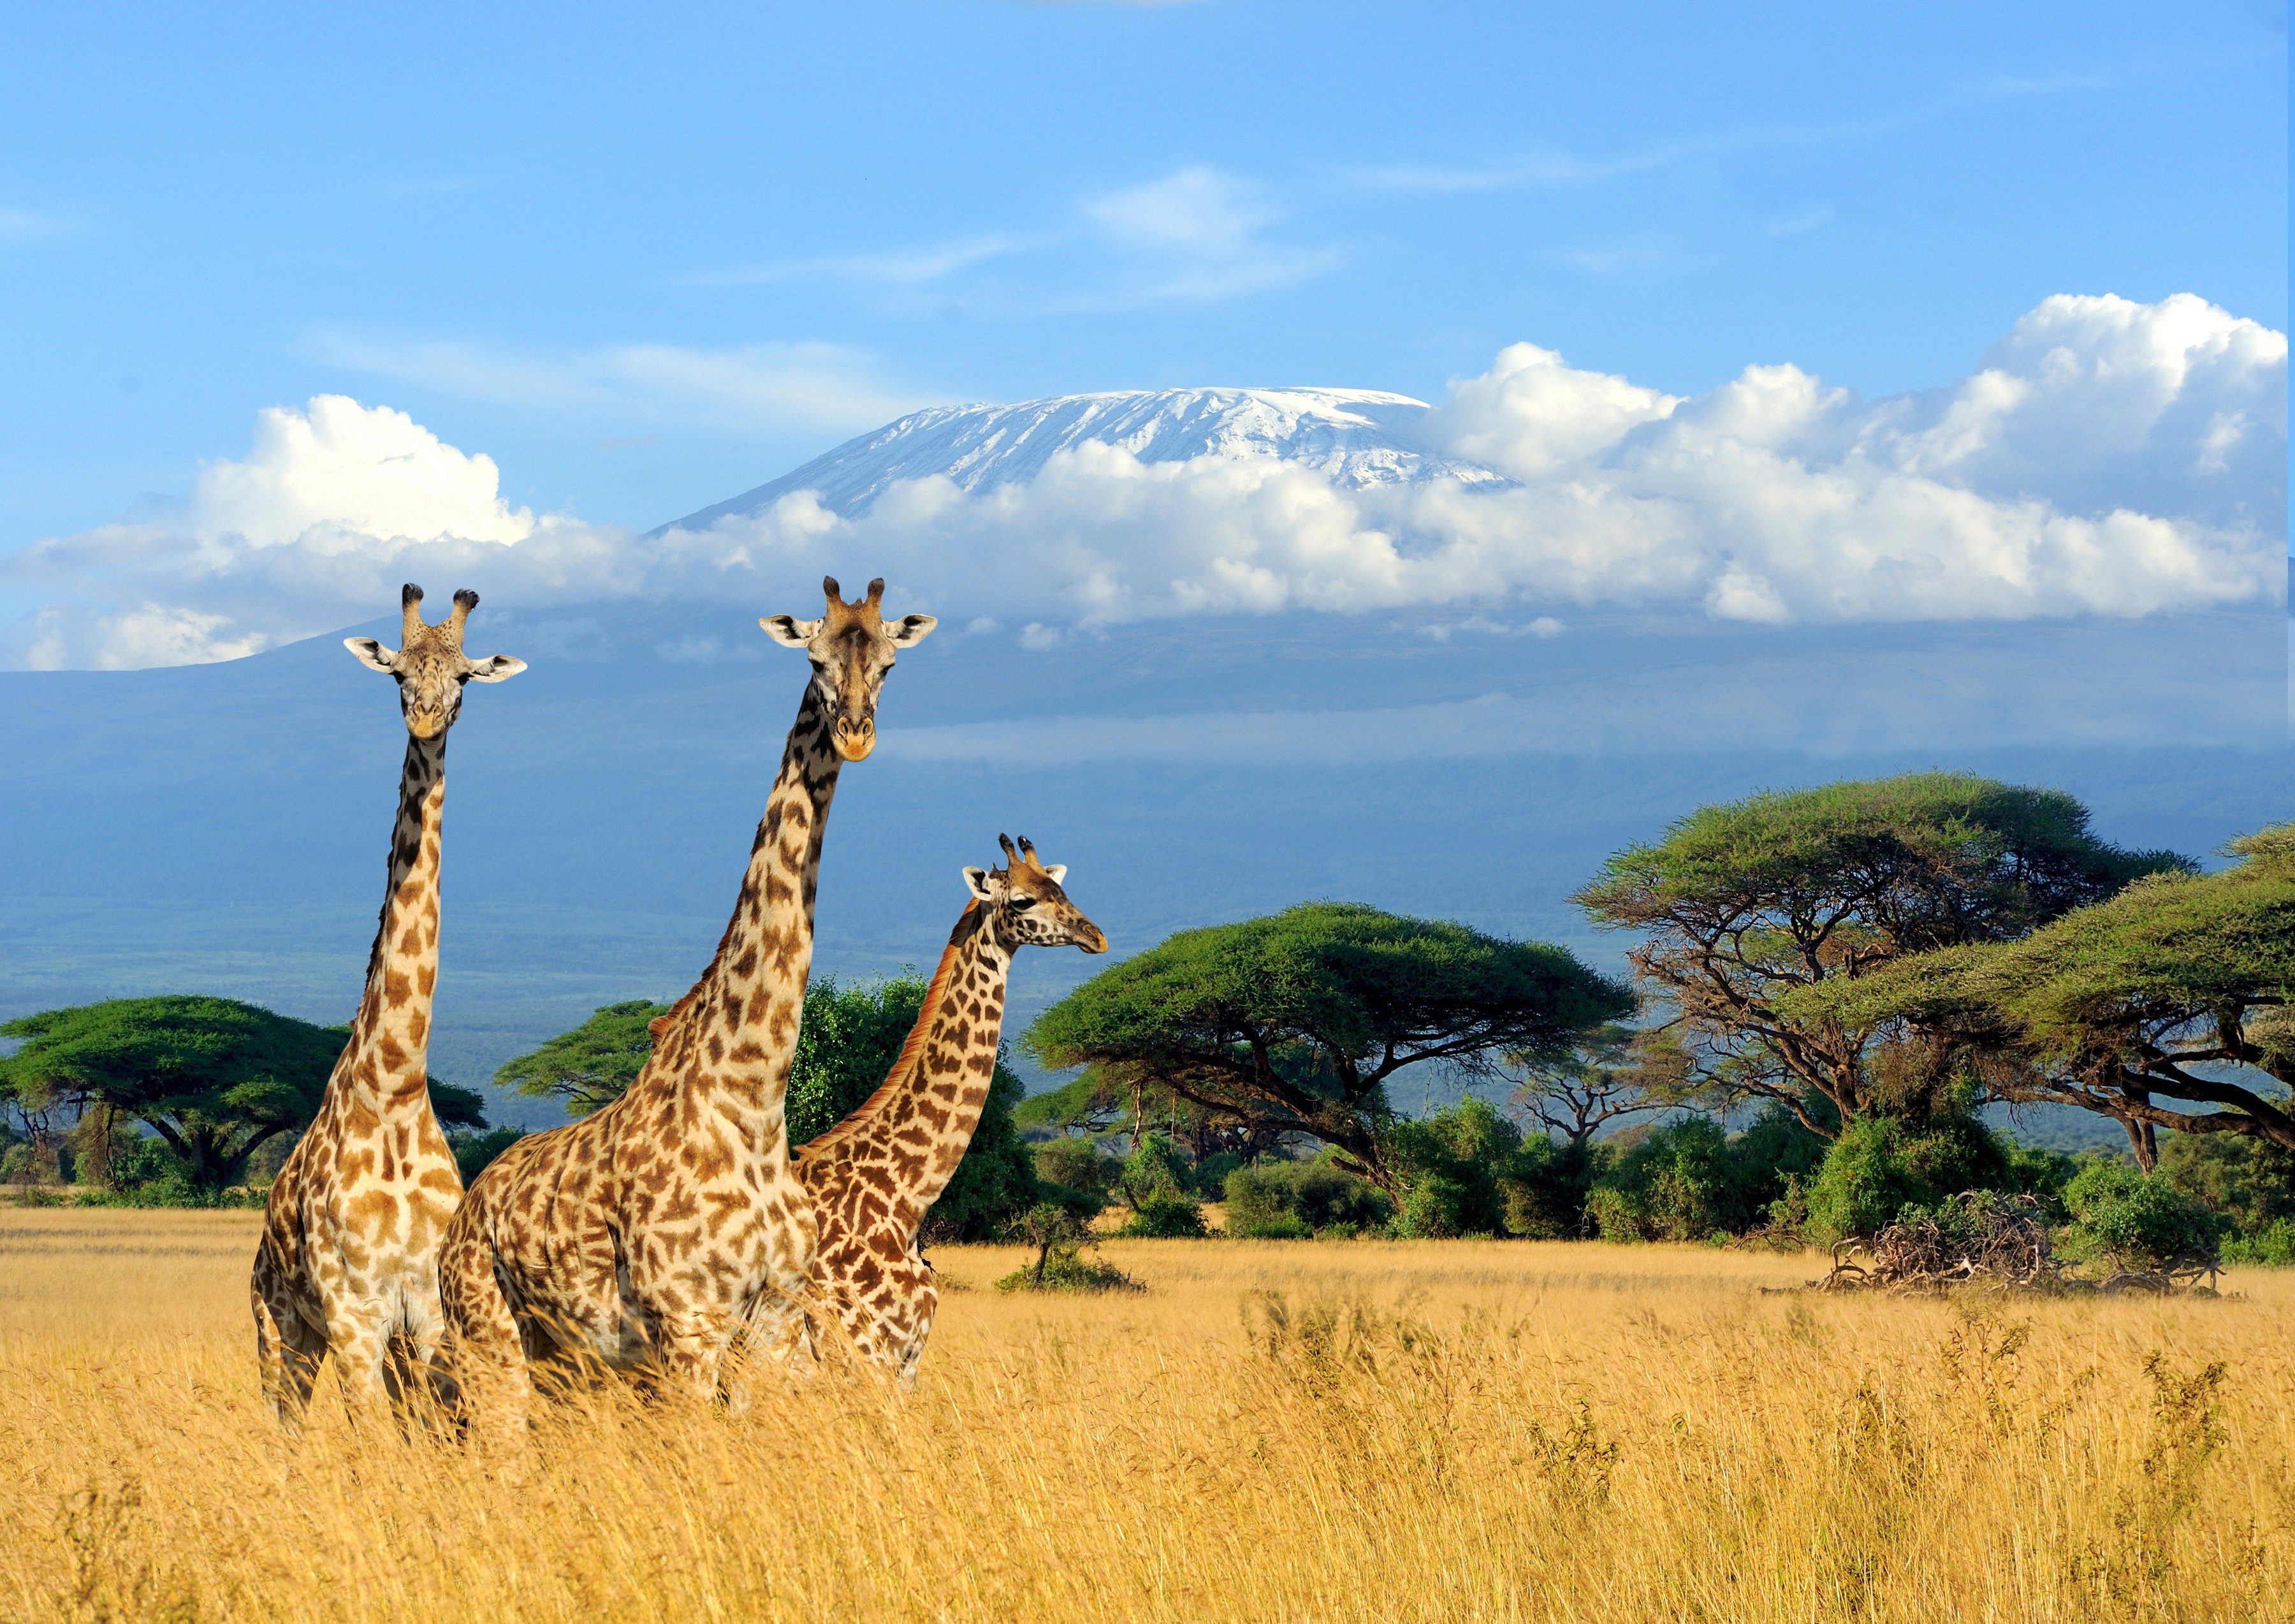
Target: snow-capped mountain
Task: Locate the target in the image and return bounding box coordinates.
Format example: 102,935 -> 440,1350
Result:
659,387 -> 1506,532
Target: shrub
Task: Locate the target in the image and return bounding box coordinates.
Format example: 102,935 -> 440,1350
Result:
1190,1150 -> 1245,1198
1116,1133 -> 1195,1209
1034,1135 -> 1120,1203
2059,1161 -> 2225,1272
1123,1191 -> 1209,1238
1802,1113 -> 2009,1244
1224,1155 -> 1392,1239
2222,1218 -> 2295,1267
994,1202 -> 1140,1293
1586,1118 -> 1740,1242
1385,1099 -> 1520,1236
2158,1131 -> 2295,1238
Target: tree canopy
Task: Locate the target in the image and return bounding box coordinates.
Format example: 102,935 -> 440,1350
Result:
1507,1024 -> 1691,1149
495,999 -> 669,1118
1024,902 -> 1632,1189
1573,772 -> 2182,1138
0,996 -> 486,1189
1779,823 -> 2294,1161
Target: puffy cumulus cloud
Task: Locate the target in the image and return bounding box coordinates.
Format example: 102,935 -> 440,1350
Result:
676,291 -> 2278,628
2,295 -> 2283,669
193,396 -> 537,548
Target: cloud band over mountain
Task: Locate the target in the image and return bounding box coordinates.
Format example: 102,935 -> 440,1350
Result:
3,293 -> 2282,670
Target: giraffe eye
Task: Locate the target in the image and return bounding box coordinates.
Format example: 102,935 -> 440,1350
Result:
1009,896 -> 1037,911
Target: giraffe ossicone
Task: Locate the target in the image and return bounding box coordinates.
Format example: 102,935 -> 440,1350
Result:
784,834 -> 1105,1385
439,574 -> 934,1439
252,583 -> 525,1432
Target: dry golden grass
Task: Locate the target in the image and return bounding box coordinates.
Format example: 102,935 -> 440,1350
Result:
2,1208 -> 2290,1623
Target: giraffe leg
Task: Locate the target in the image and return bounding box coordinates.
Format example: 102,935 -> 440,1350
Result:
330,1314 -> 397,1429
251,1251 -> 324,1433
440,1230 -> 534,1457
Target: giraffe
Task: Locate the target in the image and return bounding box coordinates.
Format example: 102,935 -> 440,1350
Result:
786,836 -> 1105,1384
439,576 -> 935,1435
251,584 -> 527,1431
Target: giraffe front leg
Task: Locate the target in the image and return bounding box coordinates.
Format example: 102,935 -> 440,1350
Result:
251,1252 -> 324,1434
439,1231 -> 535,1461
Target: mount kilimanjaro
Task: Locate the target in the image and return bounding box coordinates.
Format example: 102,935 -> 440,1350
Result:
657,387 -> 1507,532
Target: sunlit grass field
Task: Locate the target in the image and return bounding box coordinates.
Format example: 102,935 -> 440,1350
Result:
2,1208 -> 2288,1623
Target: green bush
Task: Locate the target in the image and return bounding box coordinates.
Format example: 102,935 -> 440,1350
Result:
1190,1150 -> 1246,1198
2222,1218 -> 2295,1266
1123,1191 -> 1209,1238
2059,1160 -> 2225,1271
1801,1113 -> 2009,1243
1116,1132 -> 1195,1208
1224,1155 -> 1392,1239
2158,1131 -> 2295,1239
1033,1135 -> 1119,1203
1385,1099 -> 1520,1236
1586,1117 -> 1740,1242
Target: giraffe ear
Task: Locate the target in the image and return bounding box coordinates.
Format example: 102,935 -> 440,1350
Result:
464,654 -> 527,683
962,866 -> 998,903
760,614 -> 821,648
344,637 -> 398,673
886,613 -> 937,648
1041,864 -> 1067,885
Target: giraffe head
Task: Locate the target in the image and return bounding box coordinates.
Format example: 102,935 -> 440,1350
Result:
760,576 -> 936,762
343,584 -> 527,739
964,835 -> 1109,954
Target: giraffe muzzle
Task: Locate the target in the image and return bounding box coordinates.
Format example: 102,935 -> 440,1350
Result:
832,715 -> 876,761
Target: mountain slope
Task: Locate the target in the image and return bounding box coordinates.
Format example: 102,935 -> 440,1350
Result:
657,387 -> 1506,532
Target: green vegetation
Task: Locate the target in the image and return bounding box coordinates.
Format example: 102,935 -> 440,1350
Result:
1026,902 -> 1632,1190
495,999 -> 667,1118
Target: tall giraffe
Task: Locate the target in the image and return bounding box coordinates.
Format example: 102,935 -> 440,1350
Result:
252,584 -> 526,1430
788,836 -> 1105,1384
441,577 -> 933,1432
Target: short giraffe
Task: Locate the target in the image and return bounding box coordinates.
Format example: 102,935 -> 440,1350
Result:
252,584 -> 526,1430
790,836 -> 1105,1383
440,577 -> 934,1432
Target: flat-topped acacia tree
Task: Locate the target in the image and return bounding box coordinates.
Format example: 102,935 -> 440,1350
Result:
1572,772 -> 2183,1139
1023,902 -> 1632,1192
1781,823 -> 2294,1166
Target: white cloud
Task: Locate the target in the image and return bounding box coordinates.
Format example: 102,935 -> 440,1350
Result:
680,234 -> 1038,289
305,333 -> 937,434
0,206 -> 68,242
3,294 -> 2282,669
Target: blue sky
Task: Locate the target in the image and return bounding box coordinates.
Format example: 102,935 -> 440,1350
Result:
1,0 -> 2284,549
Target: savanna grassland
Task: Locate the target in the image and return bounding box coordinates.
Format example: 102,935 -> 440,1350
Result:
1,1210 -> 2289,1623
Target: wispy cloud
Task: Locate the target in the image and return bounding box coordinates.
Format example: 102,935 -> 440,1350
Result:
0,206 -> 69,242
1557,236 -> 1672,276
680,233 -> 1042,288
1067,165 -> 1339,306
302,331 -> 940,432
1763,204 -> 1836,239
1352,54 -> 2247,196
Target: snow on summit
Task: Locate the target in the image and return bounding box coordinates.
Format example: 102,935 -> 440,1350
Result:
659,387 -> 1508,532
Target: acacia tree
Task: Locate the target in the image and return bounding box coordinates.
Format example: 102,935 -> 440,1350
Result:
495,999 -> 670,1118
0,996 -> 487,1189
1024,903 -> 1632,1191
1572,772 -> 2181,1140
1012,1063 -> 1285,1162
1507,1024 -> 1691,1149
1783,823 -> 2294,1166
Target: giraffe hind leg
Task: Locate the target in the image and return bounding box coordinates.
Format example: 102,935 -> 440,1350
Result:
439,1225 -> 535,1458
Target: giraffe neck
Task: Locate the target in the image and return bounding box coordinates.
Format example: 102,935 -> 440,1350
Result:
344,732 -> 447,1116
827,902 -> 1014,1236
658,682 -> 844,1117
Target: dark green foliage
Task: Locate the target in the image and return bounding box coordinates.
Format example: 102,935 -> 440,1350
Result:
1028,903 -> 1632,1187
1784,822 -> 2294,1157
1800,1112 -> 2010,1243
494,999 -> 669,1118
1123,1191 -> 1209,1237
1223,1154 -> 1392,1239
2059,1161 -> 2226,1270
0,996 -> 477,1191
1578,772 -> 2180,1137
1116,1131 -> 1194,1208
1585,1118 -> 1742,1242
1033,1135 -> 1120,1204
785,975 -> 935,1148
1190,1150 -> 1246,1198
1385,1098 -> 1523,1236
449,1126 -> 525,1183
2222,1220 -> 2295,1266
2157,1130 -> 2295,1240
